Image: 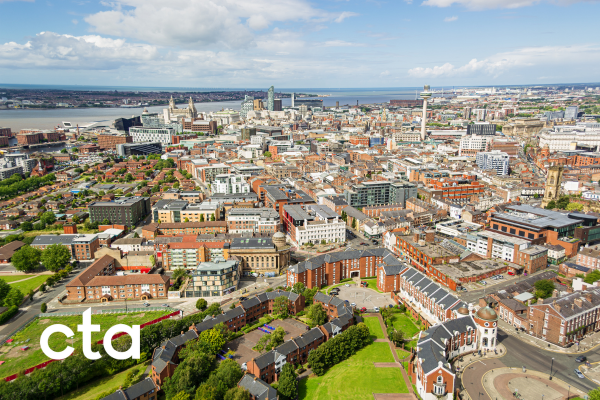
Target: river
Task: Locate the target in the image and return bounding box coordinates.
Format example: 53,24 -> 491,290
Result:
0,88 -> 434,131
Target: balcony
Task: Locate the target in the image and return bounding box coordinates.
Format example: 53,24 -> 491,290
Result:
433,382 -> 446,396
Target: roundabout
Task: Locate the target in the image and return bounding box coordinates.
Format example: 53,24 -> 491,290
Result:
482,368 -> 577,400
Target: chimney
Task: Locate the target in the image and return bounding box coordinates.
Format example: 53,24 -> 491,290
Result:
552,289 -> 558,298
413,233 -> 420,242
574,298 -> 583,308
586,293 -> 593,302
425,230 -> 435,243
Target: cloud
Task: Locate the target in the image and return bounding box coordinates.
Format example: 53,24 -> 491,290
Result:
320,40 -> 365,47
422,0 -> 598,10
407,44 -> 600,78
72,19 -> 79,25
335,11 -> 359,22
85,0 -> 358,49
380,70 -> 390,77
0,32 -> 158,69
444,16 -> 458,21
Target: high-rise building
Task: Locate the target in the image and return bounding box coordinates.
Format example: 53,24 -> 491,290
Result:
565,106 -> 579,120
291,93 -> 295,107
467,123 -> 497,136
463,107 -> 472,120
253,99 -> 264,111
267,86 -> 274,111
240,95 -> 254,119
475,109 -> 487,121
274,99 -> 282,111
475,150 -> 509,176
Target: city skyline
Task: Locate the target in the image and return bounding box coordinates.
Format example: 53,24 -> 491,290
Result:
0,0 -> 599,87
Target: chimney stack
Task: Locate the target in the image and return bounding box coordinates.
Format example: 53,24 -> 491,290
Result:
552,289 -> 558,298
425,230 -> 435,243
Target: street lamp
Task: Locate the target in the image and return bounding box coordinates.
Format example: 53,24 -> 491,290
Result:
549,357 -> 554,380
568,385 -> 570,399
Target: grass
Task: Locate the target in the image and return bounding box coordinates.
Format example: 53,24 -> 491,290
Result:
396,349 -> 411,360
56,362 -> 149,400
0,310 -> 170,378
320,282 -> 349,294
404,340 -> 418,351
363,317 -> 384,340
8,275 -> 49,293
362,278 -> 382,293
0,274 -> 42,283
390,313 -> 420,338
298,342 -> 408,399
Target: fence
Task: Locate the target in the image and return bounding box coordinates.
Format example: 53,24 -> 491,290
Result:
3,309 -> 181,381
38,306 -> 172,318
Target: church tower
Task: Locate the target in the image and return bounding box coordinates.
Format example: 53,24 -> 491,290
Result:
541,164 -> 563,208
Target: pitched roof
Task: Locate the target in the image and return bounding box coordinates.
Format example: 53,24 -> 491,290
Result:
67,255 -> 116,287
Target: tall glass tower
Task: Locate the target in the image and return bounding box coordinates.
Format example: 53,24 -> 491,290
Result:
267,86 -> 275,111
240,95 -> 254,119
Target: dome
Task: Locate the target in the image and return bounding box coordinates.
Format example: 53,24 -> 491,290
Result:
476,306 -> 498,321
457,306 -> 469,315
273,232 -> 285,239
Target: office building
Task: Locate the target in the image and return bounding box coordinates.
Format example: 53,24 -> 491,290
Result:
467,123 -> 496,136
152,200 -> 220,223
476,150 -> 509,175
98,133 -> 133,150
187,258 -> 241,297
344,181 -> 417,208
267,86 -> 274,111
228,234 -> 291,275
459,135 -> 492,156
241,96 -> 254,119
565,105 -> 579,120
539,125 -> 600,152
212,174 -> 250,195
88,196 -> 151,227
294,98 -> 323,108
253,99 -> 264,111
181,118 -> 217,134
274,99 -> 282,111
130,126 -> 176,146
226,208 -> 280,234
240,127 -> 257,141
463,107 -> 472,119
116,142 -> 162,156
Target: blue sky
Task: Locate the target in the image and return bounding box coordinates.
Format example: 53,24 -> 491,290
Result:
0,0 -> 599,88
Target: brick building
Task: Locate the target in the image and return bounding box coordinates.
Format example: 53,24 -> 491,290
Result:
98,133 -> 133,150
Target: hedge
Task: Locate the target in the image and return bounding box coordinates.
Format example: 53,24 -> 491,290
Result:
0,306 -> 18,325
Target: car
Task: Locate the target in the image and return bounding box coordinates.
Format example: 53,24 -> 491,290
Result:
345,283 -> 350,287
239,296 -> 247,301
360,242 -> 366,245
351,302 -> 356,307
374,306 -> 380,312
241,363 -> 247,371
480,281 -> 487,285
576,356 -> 587,363
575,369 -> 585,379
161,304 -> 170,307
143,302 -> 150,307
360,307 -> 367,313
507,271 -> 515,276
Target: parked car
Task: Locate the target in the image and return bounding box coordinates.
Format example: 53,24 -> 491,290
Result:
575,369 -> 585,379
345,283 -> 350,287
576,356 -> 587,363
480,281 -> 487,285
161,304 -> 170,307
241,363 -> 247,371
239,296 -> 247,301
374,306 -> 380,312
360,307 -> 367,313
143,302 -> 150,307
507,271 -> 515,276
351,302 -> 356,307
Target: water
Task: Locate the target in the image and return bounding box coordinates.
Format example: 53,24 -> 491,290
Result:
6,137 -> 68,154
0,88 -> 434,131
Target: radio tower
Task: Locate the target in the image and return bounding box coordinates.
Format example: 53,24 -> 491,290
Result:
420,85 -> 432,141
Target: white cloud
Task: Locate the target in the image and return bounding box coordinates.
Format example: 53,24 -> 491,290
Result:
335,11 -> 360,23
320,40 -> 365,47
444,16 -> 458,21
85,0 -> 357,49
72,19 -> 79,25
422,0 -> 598,10
0,32 -> 158,69
380,70 -> 390,77
407,44 -> 600,78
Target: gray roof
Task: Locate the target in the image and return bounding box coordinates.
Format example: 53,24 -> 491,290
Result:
123,378 -> 157,399
238,374 -> 278,400
289,248 -> 396,274
31,234 -> 81,246
230,238 -> 274,250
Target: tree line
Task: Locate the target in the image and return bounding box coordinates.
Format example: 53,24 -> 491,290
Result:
0,173 -> 56,201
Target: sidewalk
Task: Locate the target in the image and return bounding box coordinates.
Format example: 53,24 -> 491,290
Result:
499,318 -> 600,354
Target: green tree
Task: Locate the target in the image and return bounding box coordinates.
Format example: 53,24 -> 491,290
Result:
40,211 -> 56,225
72,214 -> 80,224
556,196 -> 570,209
277,363 -> 297,400
389,329 -> 405,346
172,392 -> 191,400
203,359 -> 244,400
534,279 -> 555,299
264,151 -> 272,157
0,280 -> 10,305
200,214 -> 205,222
566,202 -> 583,211
20,221 -> 33,231
210,214 -> 215,221
588,387 -> 600,400
224,387 -> 249,400
307,303 -> 327,326
352,218 -> 357,229
195,383 -> 218,400
273,296 -> 290,318
3,288 -> 23,307
41,244 -> 72,272
584,270 -> 600,284
545,200 -> 556,209
162,350 -> 214,398
40,302 -> 47,313
198,329 -> 226,355
196,298 -> 208,311
291,282 -> 305,294
11,246 -> 42,272
149,255 -> 156,265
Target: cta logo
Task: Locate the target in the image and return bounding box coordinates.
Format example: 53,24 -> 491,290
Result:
41,308 -> 140,360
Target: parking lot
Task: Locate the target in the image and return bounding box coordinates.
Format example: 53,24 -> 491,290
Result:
226,318 -> 309,366
463,272 -> 511,291
334,285 -> 393,311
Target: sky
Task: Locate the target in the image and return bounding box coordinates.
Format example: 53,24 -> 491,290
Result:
0,0 -> 599,88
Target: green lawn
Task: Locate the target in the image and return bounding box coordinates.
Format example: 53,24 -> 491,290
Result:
298,342 -> 408,399
396,349 -> 411,360
0,275 -> 41,284
362,278 -> 382,293
56,362 -> 148,400
363,317 -> 384,339
391,313 -> 420,338
404,340 -> 418,351
320,281 -> 351,294
9,275 -> 49,293
0,311 -> 170,378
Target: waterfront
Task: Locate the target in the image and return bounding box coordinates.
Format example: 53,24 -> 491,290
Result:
0,88 -> 429,131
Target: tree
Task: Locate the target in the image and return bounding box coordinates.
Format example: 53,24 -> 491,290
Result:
277,363 -> 297,400
273,296 -> 290,318
162,350 -> 214,398
11,246 -> 42,272
72,214 -> 80,224
534,279 -> 555,299
264,151 -> 272,158
545,200 -> 556,209
210,214 -> 215,222
40,211 -> 56,225
20,221 -> 33,231
584,270 -> 600,284
198,329 -> 226,355
352,218 -> 357,229
41,244 -> 71,272
40,302 -> 47,313
253,327 -> 285,353
149,255 -> 156,266
200,214 -> 205,222
172,392 -> 191,400
224,387 -> 249,400
291,282 -> 305,294
3,288 -> 23,307
389,329 -> 405,346
566,202 -> 584,211
307,303 -> 327,326
588,387 -> 600,400
185,217 -> 190,223
125,173 -> 134,182
556,196 -> 570,210
0,280 -> 10,305
196,298 -> 208,311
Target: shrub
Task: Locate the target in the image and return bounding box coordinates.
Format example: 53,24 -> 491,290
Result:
0,306 -> 19,324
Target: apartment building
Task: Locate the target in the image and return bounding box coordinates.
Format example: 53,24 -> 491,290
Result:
459,134 -> 492,156
159,240 -> 227,270
212,174 -> 250,195
98,133 -> 133,150
186,258 -> 241,297
226,208 -> 280,234
152,200 -> 220,223
89,197 -> 151,228
476,150 -> 509,176
284,204 -> 346,246
31,234 -> 100,261
576,245 -> 600,270
196,163 -> 229,182
344,181 -> 417,208
130,127 -> 177,146
101,378 -> 158,400
237,374 -> 277,400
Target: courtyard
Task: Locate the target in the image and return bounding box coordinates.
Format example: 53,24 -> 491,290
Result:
335,285 -> 393,311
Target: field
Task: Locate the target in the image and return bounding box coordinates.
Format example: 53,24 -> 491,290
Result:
363,316 -> 384,339
0,275 -> 42,283
298,342 -> 408,399
8,275 -> 49,293
396,349 -> 410,360
56,362 -> 148,400
390,313 -> 420,338
0,310 -> 171,378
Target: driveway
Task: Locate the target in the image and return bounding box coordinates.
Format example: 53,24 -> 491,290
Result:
335,285 -> 393,311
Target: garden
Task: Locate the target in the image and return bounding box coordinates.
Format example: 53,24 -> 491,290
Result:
0,310 -> 172,378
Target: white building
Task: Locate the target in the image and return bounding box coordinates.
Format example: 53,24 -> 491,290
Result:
539,125 -> 600,152
212,174 -> 250,195
226,208 -> 280,234
476,150 -> 509,176
464,230 -> 530,262
459,135 -> 491,156
295,218 -> 346,246
435,220 -> 482,237
130,127 -> 175,146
